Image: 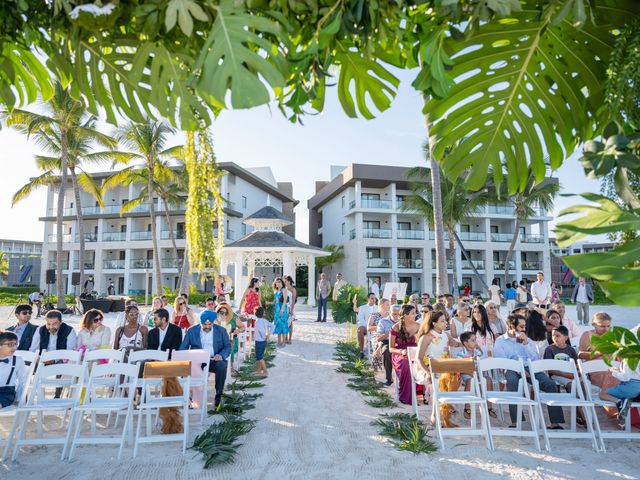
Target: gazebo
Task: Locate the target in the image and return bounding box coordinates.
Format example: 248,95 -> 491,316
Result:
221,206 -> 329,306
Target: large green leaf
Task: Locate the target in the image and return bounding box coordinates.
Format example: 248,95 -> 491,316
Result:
0,44 -> 55,109
423,0 -> 639,193
193,5 -> 287,109
335,49 -> 400,120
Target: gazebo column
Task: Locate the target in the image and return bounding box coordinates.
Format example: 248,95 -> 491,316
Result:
233,251 -> 243,304
282,252 -> 294,279
308,254 -> 316,307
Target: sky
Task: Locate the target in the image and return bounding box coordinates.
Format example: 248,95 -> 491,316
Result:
0,70 -> 600,244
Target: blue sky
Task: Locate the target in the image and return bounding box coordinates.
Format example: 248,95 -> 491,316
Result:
0,69 -> 599,244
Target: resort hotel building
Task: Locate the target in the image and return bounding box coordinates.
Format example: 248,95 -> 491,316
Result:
308,164 -> 555,295
38,163 -> 298,296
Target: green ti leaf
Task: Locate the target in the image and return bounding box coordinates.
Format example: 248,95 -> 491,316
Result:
165,0 -> 208,36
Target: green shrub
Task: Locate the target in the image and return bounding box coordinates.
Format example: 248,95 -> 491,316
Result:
259,282 -> 274,321
332,284 -> 367,324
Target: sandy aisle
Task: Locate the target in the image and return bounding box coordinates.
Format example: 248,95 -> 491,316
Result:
1,306 -> 639,479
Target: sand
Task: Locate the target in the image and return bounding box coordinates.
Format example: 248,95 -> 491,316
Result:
0,305 -> 639,479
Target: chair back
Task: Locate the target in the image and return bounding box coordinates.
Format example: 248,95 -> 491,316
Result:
429,357 -> 475,375
172,350 -> 210,378
83,348 -> 125,364
128,349 -> 169,364
478,357 -> 529,398
85,363 -> 138,402
14,350 -> 38,366
528,359 -> 582,399
29,363 -> 85,405
141,361 -> 192,404
40,349 -> 82,364
12,351 -> 39,406
577,358 -> 611,376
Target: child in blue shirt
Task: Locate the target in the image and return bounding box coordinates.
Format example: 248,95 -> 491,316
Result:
253,306 -> 273,377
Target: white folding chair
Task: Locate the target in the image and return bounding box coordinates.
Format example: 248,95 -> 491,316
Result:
133,361 -> 191,457
172,349 -> 211,425
83,348 -> 125,365
4,363 -> 84,461
429,357 -> 494,451
0,352 -> 39,456
578,359 -> 640,442
528,359 -> 604,452
407,346 -> 429,417
478,358 -> 549,451
40,349 -> 83,365
68,363 -> 139,460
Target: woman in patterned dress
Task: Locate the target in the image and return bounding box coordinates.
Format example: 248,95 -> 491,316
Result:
269,277 -> 289,347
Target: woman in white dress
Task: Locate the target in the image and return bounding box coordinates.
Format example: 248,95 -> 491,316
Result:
114,304 -> 148,351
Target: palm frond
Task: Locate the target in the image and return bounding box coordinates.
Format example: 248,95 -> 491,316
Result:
12,171 -> 56,205
34,155 -> 60,171
76,170 -> 104,206
102,167 -> 138,193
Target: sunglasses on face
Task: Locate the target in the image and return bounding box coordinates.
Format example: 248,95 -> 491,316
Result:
21,312 -> 32,315
93,317 -> 103,323
218,311 -> 228,316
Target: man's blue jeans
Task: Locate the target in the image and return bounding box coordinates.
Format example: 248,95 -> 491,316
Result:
317,296 -> 328,321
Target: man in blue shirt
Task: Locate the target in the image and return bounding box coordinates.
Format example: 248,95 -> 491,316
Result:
376,304 -> 398,386
494,314 -> 565,429
180,310 -> 230,407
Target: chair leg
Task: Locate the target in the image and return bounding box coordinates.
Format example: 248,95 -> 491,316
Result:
528,405 -> 541,452
537,403 -> 551,452
118,408 -> 131,460
133,409 -> 143,458
183,401 -> 189,454
67,410 -> 83,461
61,408 -> 76,460
2,411 -> 21,461
12,410 -> 31,461
433,402 -> 445,451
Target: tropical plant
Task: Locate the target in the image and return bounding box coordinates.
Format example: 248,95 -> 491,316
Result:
332,284 -> 367,324
315,244 -> 345,273
103,121 -> 182,295
0,252 -> 8,284
404,163 -> 496,294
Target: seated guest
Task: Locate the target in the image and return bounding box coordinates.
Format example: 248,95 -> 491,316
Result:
376,303 -> 396,386
180,310 -> 230,407
494,314 -> 565,429
114,304 -> 148,351
116,298 -> 144,327
30,310 -> 77,354
147,308 -> 182,355
450,302 -> 472,339
524,309 -> 548,357
355,293 -> 378,359
456,331 -> 485,419
0,331 -> 28,408
550,301 -> 580,339
144,297 -> 163,328
599,356 -> 640,424
7,304 -> 38,351
543,325 -> 578,390
77,308 -> 112,352
368,299 -> 390,332
485,300 -> 506,336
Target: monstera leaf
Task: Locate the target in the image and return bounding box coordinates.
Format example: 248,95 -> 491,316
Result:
193,5 -> 287,109
0,44 -> 55,109
423,0 -> 639,193
590,327 -> 640,370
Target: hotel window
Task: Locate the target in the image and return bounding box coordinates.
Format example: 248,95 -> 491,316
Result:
341,223 -> 345,235
242,196 -> 247,209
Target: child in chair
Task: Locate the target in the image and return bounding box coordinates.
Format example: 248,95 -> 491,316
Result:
456,331 -> 485,419
0,331 -> 28,408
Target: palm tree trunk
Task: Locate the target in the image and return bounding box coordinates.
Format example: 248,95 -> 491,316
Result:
447,227 -> 458,297
147,165 -> 162,295
504,217 -> 521,286
452,231 -> 488,292
56,131 -> 68,309
69,167 -> 85,294
178,242 -> 191,295
162,198 -> 180,283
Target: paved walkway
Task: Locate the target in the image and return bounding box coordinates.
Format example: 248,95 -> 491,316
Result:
1,306 -> 639,479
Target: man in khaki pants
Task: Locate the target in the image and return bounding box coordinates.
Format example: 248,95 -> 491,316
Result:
571,277 -> 593,325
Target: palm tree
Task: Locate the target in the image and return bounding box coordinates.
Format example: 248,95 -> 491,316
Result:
316,244 -> 346,273
503,173 -> 560,284
404,165 -> 496,295
4,84 -> 118,307
103,121 -> 182,295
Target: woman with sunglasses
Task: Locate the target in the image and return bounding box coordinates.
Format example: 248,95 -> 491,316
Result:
77,308 -> 112,352
216,303 -> 245,373
172,296 -> 197,331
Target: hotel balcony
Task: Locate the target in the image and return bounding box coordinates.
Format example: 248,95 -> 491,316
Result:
397,230 -> 425,240
363,228 -> 392,239
398,258 -> 423,269
367,257 -> 391,268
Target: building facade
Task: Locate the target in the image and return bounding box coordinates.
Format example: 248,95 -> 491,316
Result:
550,239 -> 614,290
0,239 -> 42,287
39,163 -> 296,295
308,164 -> 554,295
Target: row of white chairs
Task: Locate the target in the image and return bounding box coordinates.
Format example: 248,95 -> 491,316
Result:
399,350 -> 639,452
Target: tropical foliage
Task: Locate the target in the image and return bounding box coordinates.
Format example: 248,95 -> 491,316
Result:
332,284 -> 366,324
315,244 -> 345,272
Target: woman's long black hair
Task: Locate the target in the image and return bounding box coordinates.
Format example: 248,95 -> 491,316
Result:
471,304 -> 495,341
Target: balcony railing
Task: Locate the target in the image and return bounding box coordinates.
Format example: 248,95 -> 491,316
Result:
102,231 -> 127,242
130,259 -> 153,269
490,232 -> 513,242
459,231 -> 486,241
521,261 -> 542,270
160,230 -> 186,240
398,258 -> 423,269
72,261 -> 95,269
462,259 -> 485,270
397,230 -> 425,240
48,261 -> 69,269
103,259 -> 125,269
493,260 -> 515,270
520,233 -> 544,243
361,199 -> 392,209
363,228 -> 392,239
74,233 -> 98,242
130,231 -> 152,241
349,229 -> 356,240
161,258 -> 181,268
428,231 -> 450,240
367,257 -> 391,268
432,259 -> 454,268
487,204 -> 515,215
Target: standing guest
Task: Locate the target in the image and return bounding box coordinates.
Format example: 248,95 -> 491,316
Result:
161,295 -> 174,319
7,304 -> 38,351
551,301 -> 580,339
315,273 -> 331,323
77,308 -> 112,352
253,307 -> 273,377
485,300 -> 506,336
114,305 -> 148,351
421,292 -> 431,309
551,282 -> 563,304
269,277 -> 289,347
145,297 -> 164,328
488,278 -> 502,309
473,295 -> 484,306
470,304 -> 497,356
370,278 -> 380,300
444,294 -> 455,317
356,293 -> 378,358
376,304 -> 396,386
462,283 -> 472,296
494,314 -> 566,429
83,276 -> 95,296
203,298 -> 217,313
450,302 -> 472,339
571,277 -> 594,325
116,298 -> 144,327
389,304 -> 421,405
216,303 -> 244,373
0,331 -> 28,408
239,278 -> 262,327
147,308 -> 182,355
30,310 -> 77,354
107,280 -> 116,296
517,280 -> 529,304
284,275 -> 297,345
531,272 -> 552,308
505,282 -> 518,313
172,296 -> 197,331
180,310 -> 230,407
332,273 -> 347,302
28,291 -> 44,318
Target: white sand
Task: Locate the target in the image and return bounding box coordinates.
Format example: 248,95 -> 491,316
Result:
1,305 -> 639,479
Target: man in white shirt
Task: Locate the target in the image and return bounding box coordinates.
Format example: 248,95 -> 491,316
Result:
28,291 -> 43,318
332,273 -> 347,302
370,279 -> 380,299
161,295 -> 174,318
356,293 -> 378,358
531,272 -> 552,309
30,310 -> 77,354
